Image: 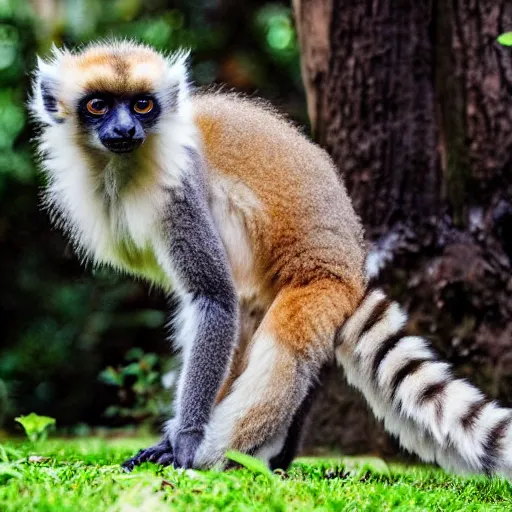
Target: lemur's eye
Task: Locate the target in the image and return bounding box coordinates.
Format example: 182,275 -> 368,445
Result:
86,98 -> 108,116
133,98 -> 154,115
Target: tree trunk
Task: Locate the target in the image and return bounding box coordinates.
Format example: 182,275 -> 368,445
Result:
293,0 -> 512,457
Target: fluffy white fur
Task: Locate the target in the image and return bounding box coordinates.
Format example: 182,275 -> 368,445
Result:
194,334 -> 285,468
31,42 -> 214,451
167,292 -> 201,421
31,41 -> 190,124
30,42 -> 198,289
209,174 -> 265,301
337,291 -> 443,465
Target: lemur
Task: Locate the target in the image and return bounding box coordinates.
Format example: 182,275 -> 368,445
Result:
30,40 -> 512,477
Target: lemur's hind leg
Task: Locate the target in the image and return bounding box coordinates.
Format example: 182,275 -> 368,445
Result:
268,380 -> 320,470
216,300 -> 266,404
193,279 -> 362,469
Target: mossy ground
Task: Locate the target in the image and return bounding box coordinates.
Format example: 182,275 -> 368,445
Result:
1,437 -> 511,511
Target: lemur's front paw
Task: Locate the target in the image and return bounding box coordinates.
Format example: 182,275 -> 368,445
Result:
121,438 -> 174,472
172,430 -> 203,469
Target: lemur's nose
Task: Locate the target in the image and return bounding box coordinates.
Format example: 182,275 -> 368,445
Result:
113,125 -> 136,138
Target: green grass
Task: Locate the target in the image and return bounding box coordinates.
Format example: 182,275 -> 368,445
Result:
1,438 -> 512,511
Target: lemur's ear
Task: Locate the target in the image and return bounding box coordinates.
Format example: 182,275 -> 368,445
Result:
162,49 -> 191,110
30,46 -> 66,126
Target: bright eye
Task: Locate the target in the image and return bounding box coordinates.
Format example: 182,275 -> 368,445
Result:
86,98 -> 108,116
133,98 -> 154,115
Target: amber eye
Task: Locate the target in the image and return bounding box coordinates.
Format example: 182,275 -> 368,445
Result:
86,98 -> 108,116
133,98 -> 154,115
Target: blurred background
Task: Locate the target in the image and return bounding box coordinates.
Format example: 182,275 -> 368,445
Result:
1,0 -> 512,459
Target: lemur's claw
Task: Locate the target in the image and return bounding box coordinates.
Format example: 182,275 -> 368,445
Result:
156,453 -> 175,466
121,439 -> 174,471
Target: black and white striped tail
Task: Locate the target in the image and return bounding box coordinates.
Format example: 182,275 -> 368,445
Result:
336,289 -> 512,477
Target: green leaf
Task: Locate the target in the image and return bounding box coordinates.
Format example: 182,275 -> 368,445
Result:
225,450 -> 273,477
125,347 -> 144,361
14,413 -> 56,442
99,366 -> 123,387
122,362 -> 143,376
0,444 -> 20,463
497,32 -> 512,46
103,405 -> 122,417
0,463 -> 22,484
141,353 -> 158,368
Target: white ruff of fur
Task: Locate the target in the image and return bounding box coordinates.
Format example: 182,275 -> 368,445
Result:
38,114 -> 197,285
30,49 -> 198,289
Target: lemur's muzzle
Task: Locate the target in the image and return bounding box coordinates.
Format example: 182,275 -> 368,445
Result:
102,137 -> 144,154
100,107 -> 146,154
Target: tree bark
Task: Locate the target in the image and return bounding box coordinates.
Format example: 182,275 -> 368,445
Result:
294,0 -> 512,457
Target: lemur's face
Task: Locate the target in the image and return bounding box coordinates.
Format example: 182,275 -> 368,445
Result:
32,42 -> 189,155
77,92 -> 160,154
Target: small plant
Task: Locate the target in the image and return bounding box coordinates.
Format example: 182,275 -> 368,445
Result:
14,413 -> 56,442
225,450 -> 274,477
497,32 -> 512,46
99,348 -> 173,424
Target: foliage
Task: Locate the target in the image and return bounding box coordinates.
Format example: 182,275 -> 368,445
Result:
1,438 -> 512,511
497,33 -> 512,46
99,348 -> 173,424
225,450 -> 274,477
0,443 -> 22,485
14,413 -> 56,442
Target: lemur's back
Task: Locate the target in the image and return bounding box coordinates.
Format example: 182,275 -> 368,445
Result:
192,93 -> 367,300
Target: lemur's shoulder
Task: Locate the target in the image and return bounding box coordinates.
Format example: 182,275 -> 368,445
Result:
190,92 -> 330,181
190,92 -> 352,208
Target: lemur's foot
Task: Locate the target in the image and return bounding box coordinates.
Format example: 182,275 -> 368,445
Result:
172,430 -> 203,469
121,438 -> 174,472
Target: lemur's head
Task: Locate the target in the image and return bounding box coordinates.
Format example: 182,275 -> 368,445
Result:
31,41 -> 189,154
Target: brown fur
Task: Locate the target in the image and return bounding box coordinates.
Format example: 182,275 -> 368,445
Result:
190,94 -> 369,455
194,94 -> 367,350
67,46 -> 162,94
52,42 -> 170,117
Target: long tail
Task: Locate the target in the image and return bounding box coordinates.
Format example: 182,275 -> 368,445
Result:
336,289 -> 512,477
